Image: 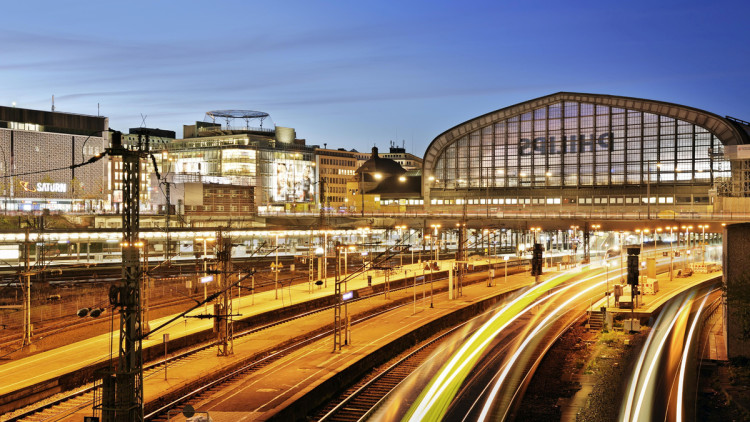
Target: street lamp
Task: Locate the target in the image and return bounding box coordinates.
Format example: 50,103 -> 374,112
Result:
591,224 -> 601,257
604,260 -> 610,307
681,225 -> 692,269
698,224 -> 708,266
357,227 -> 371,278
668,226 -> 678,280
570,225 -> 579,264
430,224 -> 441,262
530,227 -> 542,243
654,227 -> 663,259
195,236 -> 215,312
395,225 -> 408,267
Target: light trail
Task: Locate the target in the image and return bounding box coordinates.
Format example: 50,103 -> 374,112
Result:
477,277 -> 607,422
621,291 -> 694,422
620,301 -> 670,421
405,266 -> 601,421
632,296 -> 691,422
676,288 -> 713,422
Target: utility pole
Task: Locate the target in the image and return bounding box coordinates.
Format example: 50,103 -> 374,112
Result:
101,130 -> 147,422
21,228 -> 32,346
583,222 -> 590,263
308,231 -> 315,293
319,176 -> 326,226
165,180 -> 171,262
141,239 -> 150,337
333,243 -> 344,351
456,222 -> 466,298
216,231 -> 233,356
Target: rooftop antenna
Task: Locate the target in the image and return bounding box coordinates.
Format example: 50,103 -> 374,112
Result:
51,95 -> 55,112
140,113 -> 148,128
98,103 -> 100,117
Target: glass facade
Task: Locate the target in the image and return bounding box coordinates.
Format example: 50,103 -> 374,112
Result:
431,101 -> 731,191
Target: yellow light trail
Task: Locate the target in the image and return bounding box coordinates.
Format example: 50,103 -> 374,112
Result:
478,277 -> 607,421
622,291 -> 694,422
405,267 -> 601,421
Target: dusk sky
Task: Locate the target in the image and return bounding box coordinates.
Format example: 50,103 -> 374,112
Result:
2,0 -> 749,155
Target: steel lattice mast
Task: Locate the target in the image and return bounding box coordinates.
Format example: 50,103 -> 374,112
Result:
102,131 -> 147,422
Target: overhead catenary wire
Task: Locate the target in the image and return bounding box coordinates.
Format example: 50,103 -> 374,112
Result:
0,151 -> 109,179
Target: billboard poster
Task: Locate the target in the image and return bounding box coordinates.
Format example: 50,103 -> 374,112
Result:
273,160 -> 315,203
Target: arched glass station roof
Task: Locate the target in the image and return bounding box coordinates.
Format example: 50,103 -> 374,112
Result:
423,93 -> 747,205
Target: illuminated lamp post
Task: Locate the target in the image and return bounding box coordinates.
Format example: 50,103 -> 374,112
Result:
698,224 -> 708,266
591,224 -> 601,256
681,225 -> 692,269
430,224 -> 441,262
195,236 -> 215,312
618,231 -> 624,282
395,225 -> 407,266
569,225 -> 579,264
604,260 -> 610,307
668,226 -> 677,280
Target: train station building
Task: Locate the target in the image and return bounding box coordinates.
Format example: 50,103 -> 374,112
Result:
422,92 -> 750,214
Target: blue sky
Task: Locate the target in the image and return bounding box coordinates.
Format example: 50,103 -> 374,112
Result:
1,0 -> 749,155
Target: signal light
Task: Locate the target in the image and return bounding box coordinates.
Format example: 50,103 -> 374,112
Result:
531,243 -> 543,276
77,307 -> 90,317
626,247 -> 640,286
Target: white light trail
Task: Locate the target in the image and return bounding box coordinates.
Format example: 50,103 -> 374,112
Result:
621,292 -> 695,422
477,278 -> 607,422
676,289 -> 713,422
407,270 -> 599,421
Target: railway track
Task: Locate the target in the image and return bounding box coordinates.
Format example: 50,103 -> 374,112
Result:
3,260 -> 530,421
314,322 -> 469,421
143,300 -> 422,421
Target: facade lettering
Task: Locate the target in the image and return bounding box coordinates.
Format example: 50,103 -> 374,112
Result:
519,132 -> 613,156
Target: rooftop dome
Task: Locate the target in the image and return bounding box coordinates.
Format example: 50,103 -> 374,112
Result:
355,146 -> 406,177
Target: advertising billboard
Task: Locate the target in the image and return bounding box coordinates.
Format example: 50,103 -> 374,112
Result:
273,160 -> 315,203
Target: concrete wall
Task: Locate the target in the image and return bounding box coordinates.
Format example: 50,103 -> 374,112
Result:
724,223 -> 750,358
715,197 -> 750,213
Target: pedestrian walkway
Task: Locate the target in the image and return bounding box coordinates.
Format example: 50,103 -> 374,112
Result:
584,260 -> 722,318
704,303 -> 728,361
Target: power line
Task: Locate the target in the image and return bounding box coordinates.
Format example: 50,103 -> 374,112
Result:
0,152 -> 108,179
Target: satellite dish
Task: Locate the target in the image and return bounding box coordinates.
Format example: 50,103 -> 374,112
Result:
182,404 -> 195,418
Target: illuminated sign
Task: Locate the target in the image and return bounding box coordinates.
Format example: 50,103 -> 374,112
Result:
20,181 -> 68,193
342,291 -> 354,301
200,275 -> 214,283
273,160 -> 315,203
518,132 -> 613,156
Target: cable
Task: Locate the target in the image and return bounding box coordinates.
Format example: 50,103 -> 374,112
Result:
0,151 -> 108,179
